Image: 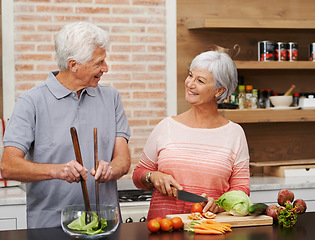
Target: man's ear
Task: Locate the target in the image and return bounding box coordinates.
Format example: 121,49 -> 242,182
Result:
215,87 -> 226,98
68,59 -> 78,72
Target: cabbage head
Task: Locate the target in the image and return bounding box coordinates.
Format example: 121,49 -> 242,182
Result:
215,190 -> 253,216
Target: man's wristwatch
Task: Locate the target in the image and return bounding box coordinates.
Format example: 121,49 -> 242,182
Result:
145,171 -> 153,184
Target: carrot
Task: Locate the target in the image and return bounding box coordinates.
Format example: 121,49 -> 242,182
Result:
194,228 -> 223,235
203,219 -> 217,224
197,224 -> 229,232
203,219 -> 232,228
194,224 -> 223,232
195,222 -> 232,233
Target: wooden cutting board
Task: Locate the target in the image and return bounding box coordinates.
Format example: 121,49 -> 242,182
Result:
166,212 -> 273,227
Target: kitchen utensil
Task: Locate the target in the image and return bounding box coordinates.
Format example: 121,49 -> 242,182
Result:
61,204 -> 119,239
284,84 -> 296,96
70,127 -> 92,224
94,128 -> 101,229
208,44 -> 240,59
171,187 -> 207,203
166,212 -> 273,227
269,95 -> 293,107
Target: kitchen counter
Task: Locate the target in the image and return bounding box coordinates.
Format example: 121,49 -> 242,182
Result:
0,176 -> 314,230
117,176 -> 315,191
2,176 -> 312,201
0,185 -> 26,206
0,212 -> 314,240
250,176 -> 315,191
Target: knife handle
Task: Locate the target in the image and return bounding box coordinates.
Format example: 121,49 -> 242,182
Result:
171,187 -> 178,197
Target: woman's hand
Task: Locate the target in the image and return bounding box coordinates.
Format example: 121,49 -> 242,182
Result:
201,193 -> 225,213
150,171 -> 183,197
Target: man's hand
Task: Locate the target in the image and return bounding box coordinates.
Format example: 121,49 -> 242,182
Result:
54,160 -> 88,183
90,160 -> 114,182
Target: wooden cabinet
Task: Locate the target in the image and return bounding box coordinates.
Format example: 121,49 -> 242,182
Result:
177,0 -> 315,172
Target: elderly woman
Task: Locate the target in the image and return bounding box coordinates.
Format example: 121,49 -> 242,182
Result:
132,49 -> 250,220
0,22 -> 131,228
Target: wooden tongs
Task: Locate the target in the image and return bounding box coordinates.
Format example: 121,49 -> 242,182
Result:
94,128 -> 101,228
70,127 -> 92,224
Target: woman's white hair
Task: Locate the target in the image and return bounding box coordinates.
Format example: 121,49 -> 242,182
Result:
189,50 -> 238,103
55,22 -> 110,71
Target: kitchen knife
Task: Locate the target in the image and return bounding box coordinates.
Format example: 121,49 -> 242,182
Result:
172,187 -> 207,203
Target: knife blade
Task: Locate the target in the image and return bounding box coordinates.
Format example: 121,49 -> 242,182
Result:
172,187 -> 207,203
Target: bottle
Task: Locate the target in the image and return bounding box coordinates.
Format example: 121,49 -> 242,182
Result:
258,89 -> 266,108
229,93 -> 237,105
237,85 -> 246,109
245,85 -> 253,109
292,93 -> 300,107
252,89 -> 258,109
231,76 -> 244,105
265,89 -> 273,108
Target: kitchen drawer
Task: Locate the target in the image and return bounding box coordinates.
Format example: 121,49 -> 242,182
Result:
0,204 -> 26,230
0,218 -> 17,230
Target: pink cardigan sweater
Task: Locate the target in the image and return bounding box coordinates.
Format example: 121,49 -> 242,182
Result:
132,117 -> 250,220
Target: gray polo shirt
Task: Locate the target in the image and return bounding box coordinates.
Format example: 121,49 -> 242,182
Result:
3,71 -> 130,228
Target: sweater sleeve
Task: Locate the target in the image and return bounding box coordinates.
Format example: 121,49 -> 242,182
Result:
228,127 -> 250,195
132,119 -> 166,189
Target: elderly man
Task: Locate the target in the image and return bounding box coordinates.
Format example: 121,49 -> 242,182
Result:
0,22 -> 131,228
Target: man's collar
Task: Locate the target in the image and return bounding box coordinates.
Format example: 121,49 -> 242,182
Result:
46,70 -> 96,99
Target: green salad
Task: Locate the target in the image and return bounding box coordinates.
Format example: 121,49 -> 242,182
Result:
67,212 -> 107,235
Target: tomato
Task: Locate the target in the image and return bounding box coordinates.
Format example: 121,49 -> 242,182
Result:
147,219 -> 160,232
170,217 -> 183,230
191,203 -> 203,213
154,217 -> 163,223
160,218 -> 173,232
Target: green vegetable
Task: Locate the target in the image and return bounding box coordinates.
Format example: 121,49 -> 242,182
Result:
278,202 -> 297,228
248,203 -> 269,215
215,190 -> 253,216
67,212 -> 107,235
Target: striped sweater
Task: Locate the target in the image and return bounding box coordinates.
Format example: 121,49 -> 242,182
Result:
132,117 -> 250,220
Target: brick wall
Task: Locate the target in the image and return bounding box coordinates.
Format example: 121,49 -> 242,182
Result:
13,0 -> 167,179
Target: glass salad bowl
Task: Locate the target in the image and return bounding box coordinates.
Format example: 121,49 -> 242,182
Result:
61,204 -> 119,239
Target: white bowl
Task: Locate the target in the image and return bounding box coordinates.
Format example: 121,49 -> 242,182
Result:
61,204 -> 119,239
269,96 -> 293,107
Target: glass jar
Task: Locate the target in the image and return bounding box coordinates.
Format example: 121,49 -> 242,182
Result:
237,85 -> 246,109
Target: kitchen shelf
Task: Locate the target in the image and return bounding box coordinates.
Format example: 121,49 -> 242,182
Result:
250,159 -> 315,177
250,159 -> 315,167
178,0 -> 315,167
186,18 -> 315,29
218,109 -> 315,123
235,61 -> 315,70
